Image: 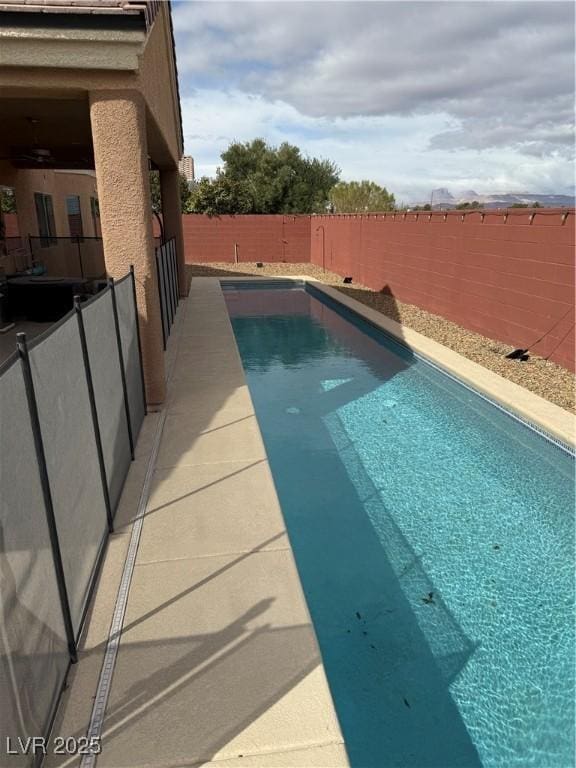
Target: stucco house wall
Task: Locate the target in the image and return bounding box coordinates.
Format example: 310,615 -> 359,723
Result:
13,168 -> 99,238
1,168 -> 100,276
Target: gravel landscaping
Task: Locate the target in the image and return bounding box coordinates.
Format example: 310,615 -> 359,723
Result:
187,263 -> 575,414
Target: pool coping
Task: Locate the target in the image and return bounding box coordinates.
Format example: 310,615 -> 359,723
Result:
220,275 -> 576,450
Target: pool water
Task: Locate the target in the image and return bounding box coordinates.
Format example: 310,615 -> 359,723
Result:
224,284 -> 575,768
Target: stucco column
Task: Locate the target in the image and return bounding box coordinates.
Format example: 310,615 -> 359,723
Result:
89,90 -> 165,405
159,167 -> 186,297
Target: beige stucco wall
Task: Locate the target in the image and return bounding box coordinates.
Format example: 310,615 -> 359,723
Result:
13,168 -> 98,238
0,26 -> 146,71
136,5 -> 182,168
1,168 -> 99,276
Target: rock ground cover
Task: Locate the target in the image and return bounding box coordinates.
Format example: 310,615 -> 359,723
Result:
186,263 -> 575,414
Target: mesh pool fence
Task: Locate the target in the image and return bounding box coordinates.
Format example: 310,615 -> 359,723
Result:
0,268 -> 146,766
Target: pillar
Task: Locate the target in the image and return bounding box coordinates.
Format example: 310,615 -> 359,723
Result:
159,167 -> 186,297
89,90 -> 165,405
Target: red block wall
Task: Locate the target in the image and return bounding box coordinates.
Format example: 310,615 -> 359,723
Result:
183,214 -> 310,263
310,210 -> 575,371
3,212 -> 19,237
181,210 -> 575,371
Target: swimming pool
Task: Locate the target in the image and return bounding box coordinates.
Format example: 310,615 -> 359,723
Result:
224,282 -> 575,768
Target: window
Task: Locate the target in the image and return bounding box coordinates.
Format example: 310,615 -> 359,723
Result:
66,195 -> 83,240
34,192 -> 56,247
90,196 -> 100,237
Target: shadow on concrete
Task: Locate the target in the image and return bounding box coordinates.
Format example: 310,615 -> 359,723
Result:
89,605 -> 322,765
113,531 -> 286,641
138,459 -> 268,524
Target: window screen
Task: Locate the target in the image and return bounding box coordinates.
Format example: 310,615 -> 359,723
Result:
66,195 -> 83,240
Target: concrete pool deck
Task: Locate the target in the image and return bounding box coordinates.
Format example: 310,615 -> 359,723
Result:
47,278 -> 348,768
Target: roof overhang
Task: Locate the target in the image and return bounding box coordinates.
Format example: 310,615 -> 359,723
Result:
0,24 -> 146,70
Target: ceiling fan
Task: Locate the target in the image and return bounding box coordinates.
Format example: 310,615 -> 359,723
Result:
0,118 -> 56,165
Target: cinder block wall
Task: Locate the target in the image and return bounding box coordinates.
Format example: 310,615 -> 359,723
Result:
181,209 -> 574,370
310,210 -> 575,371
182,214 -> 310,263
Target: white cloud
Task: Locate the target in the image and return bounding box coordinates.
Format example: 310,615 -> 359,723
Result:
173,0 -> 575,199
181,89 -> 574,202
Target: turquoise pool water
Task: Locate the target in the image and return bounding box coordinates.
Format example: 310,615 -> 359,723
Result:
224,284 -> 575,768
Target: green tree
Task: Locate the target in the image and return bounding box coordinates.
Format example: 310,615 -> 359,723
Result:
187,176 -> 254,216
0,188 -> 16,248
188,139 -> 340,215
0,187 -> 16,214
149,171 -> 191,213
329,180 -> 395,213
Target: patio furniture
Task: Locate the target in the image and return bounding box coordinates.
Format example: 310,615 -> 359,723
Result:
6,275 -> 89,322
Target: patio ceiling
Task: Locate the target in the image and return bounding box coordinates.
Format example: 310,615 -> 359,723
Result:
0,93 -> 93,169
0,91 -> 171,170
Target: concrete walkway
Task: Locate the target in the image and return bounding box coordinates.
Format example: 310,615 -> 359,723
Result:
48,279 -> 348,768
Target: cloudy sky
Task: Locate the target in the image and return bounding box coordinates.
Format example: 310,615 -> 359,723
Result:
172,0 -> 575,203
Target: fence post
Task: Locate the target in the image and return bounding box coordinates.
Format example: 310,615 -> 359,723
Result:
16,332 -> 78,663
166,240 -> 175,324
74,296 -> 114,533
27,235 -> 34,270
162,243 -> 172,327
162,243 -> 172,326
108,278 -> 135,459
155,249 -> 167,350
76,236 -> 84,279
130,265 -> 147,415
171,239 -> 179,314
169,240 -> 177,322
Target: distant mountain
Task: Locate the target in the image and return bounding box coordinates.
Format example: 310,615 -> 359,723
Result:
429,188 -> 455,205
459,189 -> 481,201
479,193 -> 575,209
423,189 -> 574,209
